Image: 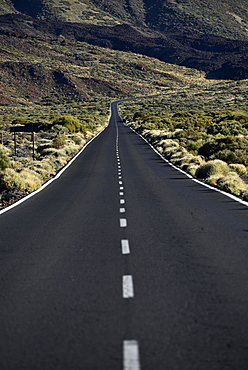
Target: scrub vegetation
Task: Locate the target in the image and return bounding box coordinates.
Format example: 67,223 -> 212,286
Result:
121,96 -> 248,200
0,111 -> 106,208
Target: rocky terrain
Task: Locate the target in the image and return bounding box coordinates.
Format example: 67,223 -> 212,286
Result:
0,12 -> 248,82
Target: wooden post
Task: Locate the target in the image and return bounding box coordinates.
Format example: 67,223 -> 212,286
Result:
32,132 -> 35,160
14,131 -> 17,156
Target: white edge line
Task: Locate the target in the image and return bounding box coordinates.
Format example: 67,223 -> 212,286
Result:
127,125 -> 248,208
0,126 -> 107,215
123,340 -> 140,370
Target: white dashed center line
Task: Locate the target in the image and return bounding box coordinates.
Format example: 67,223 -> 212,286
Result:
121,239 -> 130,254
122,275 -> 134,298
120,218 -> 127,227
115,123 -> 140,370
123,340 -> 140,370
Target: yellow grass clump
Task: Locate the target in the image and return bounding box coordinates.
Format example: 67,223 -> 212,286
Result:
1,168 -> 43,192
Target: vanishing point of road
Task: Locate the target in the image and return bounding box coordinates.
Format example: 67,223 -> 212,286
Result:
0,101 -> 248,369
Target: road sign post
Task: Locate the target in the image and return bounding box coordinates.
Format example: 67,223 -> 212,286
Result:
10,123 -> 39,158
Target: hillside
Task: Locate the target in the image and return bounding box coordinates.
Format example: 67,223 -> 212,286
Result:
3,0 -> 248,41
0,13 -> 248,81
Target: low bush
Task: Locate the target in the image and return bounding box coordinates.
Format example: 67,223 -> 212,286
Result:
229,163 -> 247,176
187,164 -> 200,177
217,173 -> 247,194
195,160 -> 230,179
52,115 -> 86,134
1,168 -> 42,192
52,135 -> 66,149
0,145 -> 10,170
205,174 -> 224,186
158,139 -> 179,149
71,134 -> 85,145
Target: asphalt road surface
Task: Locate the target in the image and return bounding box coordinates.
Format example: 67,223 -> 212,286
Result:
0,101 -> 248,369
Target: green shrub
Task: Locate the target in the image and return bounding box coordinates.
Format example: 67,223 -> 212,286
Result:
187,164 -> 200,177
198,136 -> 248,162
207,121 -> 247,136
0,145 -> 10,170
209,149 -> 239,164
196,159 -> 230,179
51,124 -> 69,134
71,134 -> 84,145
217,173 -> 247,194
229,163 -> 247,176
205,174 -> 223,186
52,135 -> 66,149
52,115 -> 85,133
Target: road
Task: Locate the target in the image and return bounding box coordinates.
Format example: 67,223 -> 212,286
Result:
0,101 -> 248,369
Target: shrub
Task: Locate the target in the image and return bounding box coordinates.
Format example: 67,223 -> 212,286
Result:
187,164 -> 200,177
199,136 -> 248,162
52,115 -> 85,133
18,169 -> 43,192
207,121 -> 247,136
51,124 -> 69,134
209,149 -> 239,164
205,174 -> 223,186
229,163 -> 247,176
163,146 -> 180,158
242,192 -> 248,202
0,145 -> 10,170
52,135 -> 66,149
158,139 -> 179,149
195,159 -> 230,179
217,173 -> 247,194
1,168 -> 42,192
1,168 -> 21,189
71,134 -> 84,145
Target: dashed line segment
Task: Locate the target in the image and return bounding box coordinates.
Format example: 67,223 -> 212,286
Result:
123,340 -> 140,370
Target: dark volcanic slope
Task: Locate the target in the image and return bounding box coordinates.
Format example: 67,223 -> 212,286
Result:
1,13 -> 248,80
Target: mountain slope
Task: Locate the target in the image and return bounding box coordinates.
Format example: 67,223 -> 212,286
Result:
143,0 -> 248,41
4,0 -> 248,40
1,13 -> 247,81
0,1 -> 248,86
